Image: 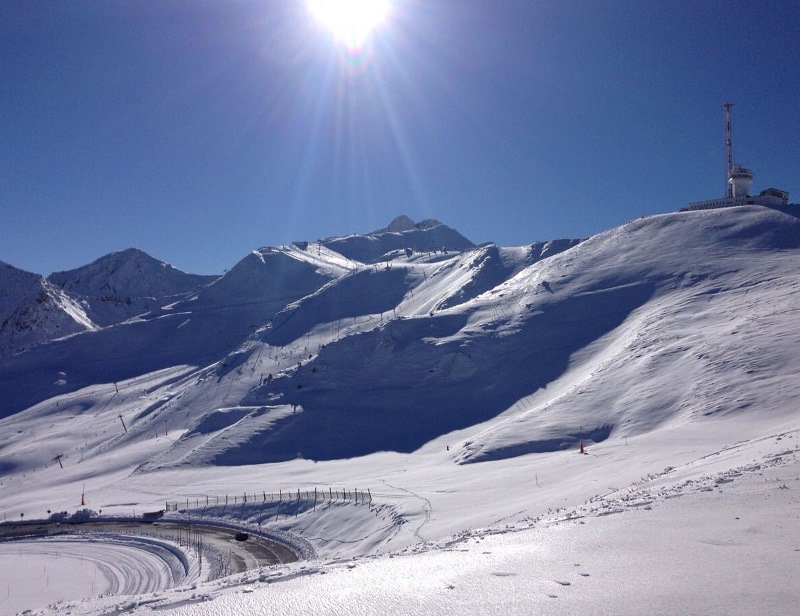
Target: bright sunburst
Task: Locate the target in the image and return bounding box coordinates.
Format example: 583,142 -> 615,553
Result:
307,0 -> 391,51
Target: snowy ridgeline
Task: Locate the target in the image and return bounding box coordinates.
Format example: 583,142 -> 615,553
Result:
0,209 -> 800,614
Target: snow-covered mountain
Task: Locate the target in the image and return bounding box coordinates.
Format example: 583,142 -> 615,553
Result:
0,261 -> 93,360
0,249 -> 217,364
1,208 -> 798,442
319,215 -> 475,263
0,217 -> 579,420
47,248 -> 217,327
1,208 -> 799,615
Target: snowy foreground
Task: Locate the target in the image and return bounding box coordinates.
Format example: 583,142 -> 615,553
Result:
1,208 -> 800,614
155,436 -> 800,616
2,423 -> 797,615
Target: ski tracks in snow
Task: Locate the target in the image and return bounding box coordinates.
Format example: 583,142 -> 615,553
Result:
380,480 -> 432,542
547,428 -> 800,524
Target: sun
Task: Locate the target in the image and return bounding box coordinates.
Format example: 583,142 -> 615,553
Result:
307,0 -> 391,51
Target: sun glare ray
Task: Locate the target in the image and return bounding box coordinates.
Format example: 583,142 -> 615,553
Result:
297,0 -> 435,227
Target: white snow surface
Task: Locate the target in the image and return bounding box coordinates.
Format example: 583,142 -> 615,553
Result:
1,208 -> 799,614
0,261 -> 93,360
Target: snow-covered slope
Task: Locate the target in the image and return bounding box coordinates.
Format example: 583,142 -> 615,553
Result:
1,208 -> 800,615
182,207 -> 794,466
194,243 -> 351,308
432,239 -> 582,311
48,248 -> 217,327
457,207 -> 800,462
0,261 -> 93,360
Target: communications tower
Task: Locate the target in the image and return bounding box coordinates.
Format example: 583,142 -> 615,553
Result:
724,102 -> 734,198
723,103 -> 754,198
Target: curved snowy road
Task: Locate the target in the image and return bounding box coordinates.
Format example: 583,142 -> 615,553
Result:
0,520 -> 298,571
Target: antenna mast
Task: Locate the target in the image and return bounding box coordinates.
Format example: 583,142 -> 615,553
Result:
723,102 -> 734,197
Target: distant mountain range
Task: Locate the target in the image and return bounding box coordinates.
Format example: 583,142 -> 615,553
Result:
0,217 -> 568,363
0,249 -> 215,360
1,207 -> 798,472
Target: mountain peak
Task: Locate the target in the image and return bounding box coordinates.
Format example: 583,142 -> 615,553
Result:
47,248 -> 217,327
0,262 -> 93,360
322,216 -> 474,264
376,216 -> 444,235
385,215 -> 416,232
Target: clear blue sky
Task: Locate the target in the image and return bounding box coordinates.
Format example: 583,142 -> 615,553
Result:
2,0 -> 799,275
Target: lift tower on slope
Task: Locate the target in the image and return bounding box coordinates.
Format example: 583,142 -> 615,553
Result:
724,102 -> 734,198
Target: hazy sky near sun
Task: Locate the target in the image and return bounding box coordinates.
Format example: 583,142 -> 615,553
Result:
2,0 -> 799,275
